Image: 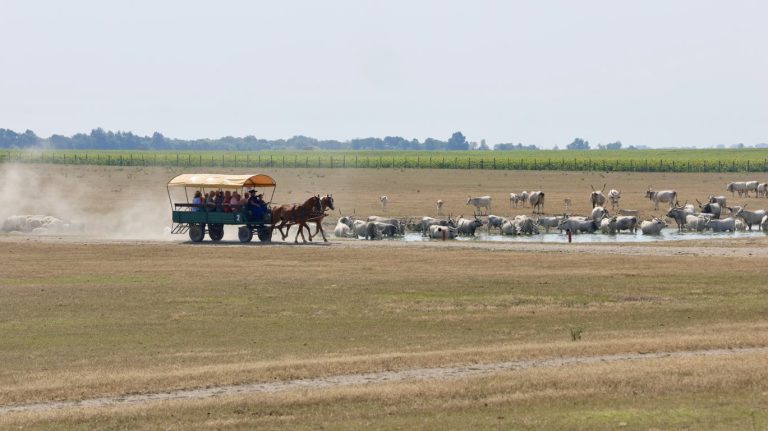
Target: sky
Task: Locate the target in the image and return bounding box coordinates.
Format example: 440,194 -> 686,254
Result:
1,1 -> 766,148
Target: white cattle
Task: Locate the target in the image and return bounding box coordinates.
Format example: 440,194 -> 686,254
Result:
536,215 -> 563,233
590,184 -> 607,208
419,216 -> 455,236
509,193 -> 521,208
732,206 -> 767,230
685,214 -> 710,232
367,216 -> 404,234
640,218 -> 666,235
735,219 -> 747,231
607,189 -> 621,211
436,199 -> 444,216
645,187 -> 678,210
726,182 -> 748,197
500,219 -> 518,235
758,184 -> 768,198
761,215 -> 768,231
513,215 -> 539,235
520,191 -> 529,208
591,206 -> 608,222
380,195 -> 389,211
333,216 -> 354,237
707,217 -> 735,233
600,217 -> 617,234
428,224 -> 457,239
528,191 -> 545,214
746,181 -> 759,196
467,195 -> 492,215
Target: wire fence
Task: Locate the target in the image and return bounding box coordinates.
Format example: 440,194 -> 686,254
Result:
2,150 -> 768,173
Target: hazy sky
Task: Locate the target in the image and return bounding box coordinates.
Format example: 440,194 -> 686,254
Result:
1,1 -> 766,148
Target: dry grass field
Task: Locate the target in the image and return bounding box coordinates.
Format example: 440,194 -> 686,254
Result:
1,164 -> 768,429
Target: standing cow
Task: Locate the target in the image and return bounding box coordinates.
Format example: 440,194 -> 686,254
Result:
645,187 -> 678,210
436,199 -> 444,216
528,191 -> 545,214
726,182 -> 748,197
456,216 -> 484,236
590,184 -> 607,208
607,189 -> 621,211
467,195 -> 492,215
380,195 -> 389,211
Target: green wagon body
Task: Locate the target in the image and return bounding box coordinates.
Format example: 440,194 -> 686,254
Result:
171,208 -> 271,225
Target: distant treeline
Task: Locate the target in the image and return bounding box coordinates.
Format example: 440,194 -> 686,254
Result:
0,128 -> 543,151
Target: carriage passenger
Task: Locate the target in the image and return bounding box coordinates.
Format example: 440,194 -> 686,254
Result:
223,190 -> 232,212
205,191 -> 216,211
230,192 -> 240,211
191,191 -> 203,212
214,191 -> 225,212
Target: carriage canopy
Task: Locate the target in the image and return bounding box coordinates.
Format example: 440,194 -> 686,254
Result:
167,173 -> 277,189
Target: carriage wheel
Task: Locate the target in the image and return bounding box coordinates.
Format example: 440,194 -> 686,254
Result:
257,227 -> 272,242
238,226 -> 253,243
208,224 -> 224,241
188,223 -> 205,242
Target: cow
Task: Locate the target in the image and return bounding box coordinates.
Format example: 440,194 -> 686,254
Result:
557,216 -> 598,234
735,219 -> 747,231
591,206 -> 608,223
352,220 -> 380,240
380,195 -> 389,211
761,215 -> 768,231
600,217 -> 617,234
645,187 -> 678,210
372,221 -> 401,237
758,184 -> 768,198
607,189 -> 621,211
333,216 -> 355,237
509,193 -> 521,208
685,214 -> 710,232
520,191 -> 529,208
726,182 -> 748,197
513,215 -> 539,235
486,215 -> 506,233
615,216 -> 638,233
563,198 -> 572,212
456,216 -> 484,236
731,206 -> 767,230
640,218 -> 666,235
536,215 -> 563,233
707,217 -> 735,233
528,191 -> 545,214
708,195 -> 727,208
590,184 -> 607,208
619,209 -> 639,217
697,199 -> 721,219
419,216 -> 455,236
428,224 -> 457,239
367,216 -> 405,234
746,181 -> 759,197
500,219 -> 518,235
665,205 -> 688,231
467,195 -> 492,215
436,199 -> 444,216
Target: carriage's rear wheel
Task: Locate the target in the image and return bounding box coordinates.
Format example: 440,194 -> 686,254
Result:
208,224 -> 224,241
188,223 -> 205,242
257,227 -> 272,242
238,226 -> 253,243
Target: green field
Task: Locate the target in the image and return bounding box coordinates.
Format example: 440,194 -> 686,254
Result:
3,148 -> 768,172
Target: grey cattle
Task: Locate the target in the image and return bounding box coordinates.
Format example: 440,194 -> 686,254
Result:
726,182 -> 748,197
536,215 -> 563,233
591,206 -> 608,223
615,216 -> 638,233
373,221 -> 401,237
590,184 -> 607,208
645,187 -> 678,210
707,217 -> 735,232
467,195 -> 492,215
685,214 -> 710,232
528,191 -> 545,214
513,215 -> 539,235
486,215 -> 506,233
367,216 -> 405,234
696,200 -> 721,219
640,218 -> 666,235
665,205 -> 688,231
456,216 -> 484,236
352,220 -> 379,240
428,224 -> 457,239
731,206 -> 767,230
619,209 -> 639,217
607,189 -> 621,211
419,216 -> 455,236
557,216 -> 597,234
708,195 -> 727,208
758,184 -> 768,198
746,181 -> 759,196
520,191 -> 529,208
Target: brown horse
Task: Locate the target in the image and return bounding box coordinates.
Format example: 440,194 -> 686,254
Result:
305,194 -> 334,242
270,195 -> 323,243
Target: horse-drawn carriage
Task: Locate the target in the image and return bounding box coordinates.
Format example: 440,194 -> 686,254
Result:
167,173 -> 276,243
167,173 -> 335,243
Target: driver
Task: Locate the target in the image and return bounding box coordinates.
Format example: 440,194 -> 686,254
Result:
248,189 -> 267,220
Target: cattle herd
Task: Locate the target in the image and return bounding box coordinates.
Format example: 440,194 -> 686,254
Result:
332,181 -> 768,240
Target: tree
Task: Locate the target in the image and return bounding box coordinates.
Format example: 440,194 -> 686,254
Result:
478,139 -> 490,150
606,141 -> 622,150
447,131 -> 469,150
566,138 -> 590,150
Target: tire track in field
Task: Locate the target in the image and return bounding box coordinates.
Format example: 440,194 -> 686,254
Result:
2,347 -> 767,415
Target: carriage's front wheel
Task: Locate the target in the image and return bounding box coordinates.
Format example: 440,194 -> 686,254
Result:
238,226 -> 253,243
189,223 -> 205,242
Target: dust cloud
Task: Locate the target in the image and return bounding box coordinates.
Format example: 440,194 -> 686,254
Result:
0,163 -> 173,240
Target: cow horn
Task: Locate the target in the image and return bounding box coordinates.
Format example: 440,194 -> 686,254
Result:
602,183 -> 606,192
590,184 -> 595,191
